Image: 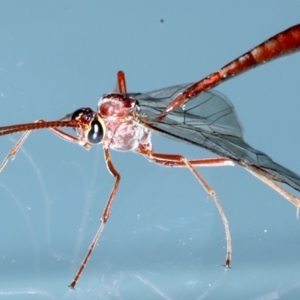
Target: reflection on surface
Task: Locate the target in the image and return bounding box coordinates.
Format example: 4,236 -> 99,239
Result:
1,2 -> 300,299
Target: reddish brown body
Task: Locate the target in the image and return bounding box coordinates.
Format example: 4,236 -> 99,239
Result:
161,23 -> 300,117
0,24 -> 299,289
99,93 -> 152,151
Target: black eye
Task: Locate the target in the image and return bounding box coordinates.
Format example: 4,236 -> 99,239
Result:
87,119 -> 104,144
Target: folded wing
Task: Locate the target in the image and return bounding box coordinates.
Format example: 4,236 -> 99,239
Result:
129,84 -> 300,191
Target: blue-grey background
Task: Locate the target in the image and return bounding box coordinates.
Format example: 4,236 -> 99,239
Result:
0,1 -> 300,299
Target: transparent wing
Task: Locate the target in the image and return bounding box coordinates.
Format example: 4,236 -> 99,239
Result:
128,84 -> 300,191
131,83 -> 244,138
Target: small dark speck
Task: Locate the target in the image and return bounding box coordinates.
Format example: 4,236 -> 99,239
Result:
160,19 -> 164,23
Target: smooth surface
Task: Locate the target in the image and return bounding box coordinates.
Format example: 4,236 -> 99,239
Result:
0,1 -> 300,299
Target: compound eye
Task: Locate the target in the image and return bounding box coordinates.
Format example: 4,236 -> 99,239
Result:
87,119 -> 104,144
